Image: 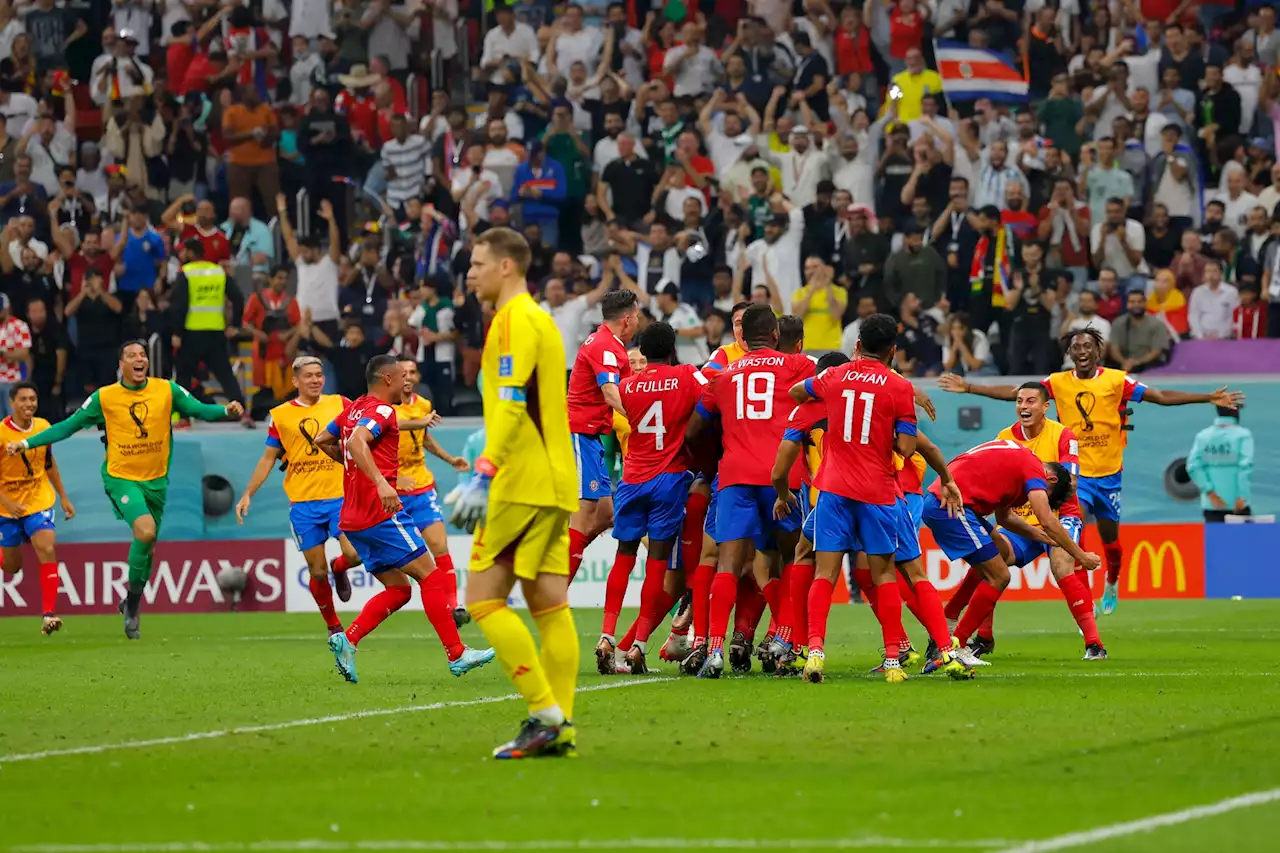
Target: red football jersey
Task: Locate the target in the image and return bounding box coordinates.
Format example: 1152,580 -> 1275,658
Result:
618,363 -> 708,483
699,348 -> 814,488
928,440 -> 1049,518
180,224 -> 232,266
567,324 -> 631,435
332,395 -> 402,532
809,360 -> 917,505
783,399 -> 825,488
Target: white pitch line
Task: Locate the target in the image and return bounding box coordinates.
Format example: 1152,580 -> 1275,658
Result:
0,678 -> 675,765
8,836 -> 1021,852
990,787 -> 1280,853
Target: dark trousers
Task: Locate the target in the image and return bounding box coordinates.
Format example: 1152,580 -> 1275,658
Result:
422,359 -> 454,415
176,329 -> 243,405
1204,507 -> 1251,523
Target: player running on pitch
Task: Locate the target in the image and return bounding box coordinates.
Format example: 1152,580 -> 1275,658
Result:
394,357 -> 470,627
922,439 -> 1100,662
449,228 -> 581,759
0,383 -> 74,635
6,341 -> 241,639
942,382 -> 1105,660
567,290 -> 639,582
685,304 -> 814,679
315,355 -> 495,684
235,356 -> 358,635
603,322 -> 708,674
940,328 -> 1243,615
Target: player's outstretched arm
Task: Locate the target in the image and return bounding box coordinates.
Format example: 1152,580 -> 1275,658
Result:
1026,491 -> 1100,570
424,432 -> 469,472
169,381 -> 243,422
1142,384 -> 1245,409
995,508 -> 1052,544
15,392 -> 104,452
236,445 -> 285,523
937,374 -> 1018,401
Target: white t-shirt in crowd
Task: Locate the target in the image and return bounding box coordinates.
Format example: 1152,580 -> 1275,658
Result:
1213,190 -> 1259,239
1089,219 -> 1147,279
541,294 -> 592,362
1188,282 -> 1240,340
295,255 -> 340,323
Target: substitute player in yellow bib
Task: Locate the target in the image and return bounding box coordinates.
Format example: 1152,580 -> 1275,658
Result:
5,342 -> 241,639
394,357 -> 471,627
234,356 -> 361,635
450,227 -> 580,760
939,327 -> 1243,615
0,383 -> 74,635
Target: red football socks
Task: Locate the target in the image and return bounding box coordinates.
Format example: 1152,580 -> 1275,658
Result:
977,610 -> 995,640
852,568 -> 877,613
954,581 -> 1003,645
1104,542 -> 1123,585
601,552 -> 637,638
790,563 -> 814,646
733,574 -> 765,636
38,561 -> 58,615
707,572 -> 738,652
420,571 -> 466,660
913,580 -> 954,649
632,558 -> 668,643
681,492 -> 709,572
1060,572 -> 1102,647
776,564 -> 801,644
332,554 -> 353,573
874,581 -> 906,657
345,584 -> 412,646
807,577 -> 834,653
691,562 -> 716,644
308,574 -> 342,632
760,578 -> 781,625
568,528 -> 587,581
435,553 -> 458,610
897,574 -> 920,621
944,568 -> 981,621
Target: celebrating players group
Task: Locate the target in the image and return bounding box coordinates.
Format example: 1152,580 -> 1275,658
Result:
3,226 -> 1244,761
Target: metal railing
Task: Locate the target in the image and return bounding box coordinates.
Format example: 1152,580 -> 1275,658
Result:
295,188 -> 311,238
266,216 -> 281,268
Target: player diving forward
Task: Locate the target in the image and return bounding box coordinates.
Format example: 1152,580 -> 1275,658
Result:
922,439 -> 1101,661
450,229 -> 582,759
236,356 -> 359,635
0,382 -> 75,635
314,355 -> 495,683
940,327 -> 1243,615
7,341 -> 242,639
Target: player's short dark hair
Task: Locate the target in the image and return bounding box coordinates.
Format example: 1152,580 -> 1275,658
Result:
601,289 -> 638,322
1045,462 -> 1073,510
1216,405 -> 1240,419
182,238 -> 205,258
638,321 -> 676,363
1017,381 -> 1049,402
8,380 -> 36,401
777,314 -> 805,352
858,313 -> 898,357
474,227 -> 532,276
365,354 -> 399,388
118,340 -> 147,360
731,301 -> 751,317
816,352 -> 850,372
740,303 -> 778,345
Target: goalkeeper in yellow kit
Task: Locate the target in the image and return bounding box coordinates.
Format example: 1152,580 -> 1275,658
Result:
450,228 -> 580,760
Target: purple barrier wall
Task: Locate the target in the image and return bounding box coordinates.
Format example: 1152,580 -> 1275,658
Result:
1146,340 -> 1280,376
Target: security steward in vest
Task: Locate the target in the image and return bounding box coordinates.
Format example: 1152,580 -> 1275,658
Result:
169,238 -> 247,423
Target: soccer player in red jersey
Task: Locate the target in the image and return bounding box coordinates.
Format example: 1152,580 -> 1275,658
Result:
788,314 -> 944,682
566,290 -> 640,583
600,322 -> 708,674
314,355 -> 496,684
922,439 -> 1101,665
684,304 -> 814,678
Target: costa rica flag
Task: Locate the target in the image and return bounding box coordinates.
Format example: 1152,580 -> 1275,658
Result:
933,40 -> 1029,102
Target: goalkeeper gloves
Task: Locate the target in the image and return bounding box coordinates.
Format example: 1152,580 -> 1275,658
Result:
449,457 -> 496,534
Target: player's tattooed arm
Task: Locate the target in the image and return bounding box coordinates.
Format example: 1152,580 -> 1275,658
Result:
936,374 -> 1018,400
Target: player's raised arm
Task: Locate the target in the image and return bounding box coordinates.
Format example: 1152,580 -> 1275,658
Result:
9,392 -> 106,454
235,437 -> 286,523
169,381 -> 243,422
937,373 -> 1019,401
1140,384 -> 1246,409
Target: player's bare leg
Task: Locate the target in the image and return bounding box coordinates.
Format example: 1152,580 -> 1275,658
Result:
699,538 -> 750,678
303,544 -> 345,636
328,535 -> 361,601
1048,546 -> 1107,659
1095,516 -> 1122,616
421,520 -> 467,626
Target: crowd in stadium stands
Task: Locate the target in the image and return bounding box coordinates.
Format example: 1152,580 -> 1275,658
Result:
0,0 -> 1275,423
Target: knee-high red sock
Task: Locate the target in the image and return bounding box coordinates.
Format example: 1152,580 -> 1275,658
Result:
954,581 -> 1004,645
853,567 -> 879,618
630,557 -> 668,647
760,578 -> 781,623
691,562 -> 715,644
308,575 -> 342,632
734,574 -> 765,637
602,552 -> 637,638
39,561 -> 58,615
1103,542 -> 1123,585
874,581 -> 906,658
977,608 -> 995,639
434,553 -> 458,610
332,554 -> 354,573
345,584 -> 412,646
681,492 -> 709,571
913,581 -> 953,649
420,571 -> 466,660
896,575 -> 921,648
777,564 -> 800,644
807,577 -> 835,653
944,568 -> 981,621
1074,567 -> 1093,592
708,572 -> 739,652
568,528 -> 588,581
1060,572 -> 1102,646
791,563 -> 813,646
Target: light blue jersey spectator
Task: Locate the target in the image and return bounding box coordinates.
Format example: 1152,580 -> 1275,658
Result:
222,197 -> 275,273
1186,406 -> 1254,522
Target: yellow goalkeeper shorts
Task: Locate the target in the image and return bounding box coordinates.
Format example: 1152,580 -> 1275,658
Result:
469,503 -> 570,581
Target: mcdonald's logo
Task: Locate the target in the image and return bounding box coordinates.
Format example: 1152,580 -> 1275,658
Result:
1128,541 -> 1186,593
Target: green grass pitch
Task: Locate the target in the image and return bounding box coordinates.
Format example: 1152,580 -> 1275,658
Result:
2,600 -> 1279,853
